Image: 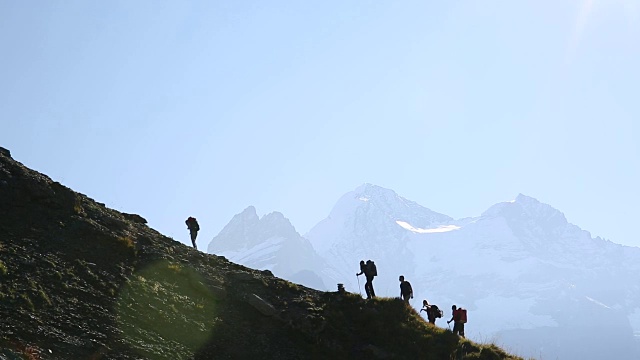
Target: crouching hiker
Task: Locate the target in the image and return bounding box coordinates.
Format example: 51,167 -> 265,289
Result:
420,300 -> 433,323
420,300 -> 442,324
399,275 -> 413,304
447,305 -> 467,338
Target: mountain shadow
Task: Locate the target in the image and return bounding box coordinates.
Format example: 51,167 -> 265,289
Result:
0,147 -> 523,360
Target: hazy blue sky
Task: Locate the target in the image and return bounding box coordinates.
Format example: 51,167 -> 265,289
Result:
1,1 -> 638,249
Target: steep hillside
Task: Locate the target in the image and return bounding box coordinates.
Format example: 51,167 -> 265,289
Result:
0,147 -> 523,360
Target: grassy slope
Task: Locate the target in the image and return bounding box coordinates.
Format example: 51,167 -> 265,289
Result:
0,148 -> 526,360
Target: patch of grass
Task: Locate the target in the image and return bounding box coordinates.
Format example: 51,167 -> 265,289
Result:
73,197 -> 84,215
150,282 -> 161,293
315,295 -> 524,360
73,204 -> 83,214
85,268 -> 101,282
63,267 -> 80,283
44,257 -> 58,268
276,280 -> 299,291
74,258 -> 86,267
167,263 -> 182,273
38,289 -> 52,306
115,260 -> 220,358
0,260 -> 7,275
20,293 -> 34,311
117,236 -> 134,249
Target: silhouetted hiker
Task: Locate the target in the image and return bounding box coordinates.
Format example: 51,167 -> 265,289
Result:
356,260 -> 377,299
420,300 -> 442,324
420,300 -> 431,321
447,305 -> 466,338
185,216 -> 200,249
399,275 -> 413,304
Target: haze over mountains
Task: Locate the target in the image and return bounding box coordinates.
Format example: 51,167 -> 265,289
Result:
208,183 -> 640,360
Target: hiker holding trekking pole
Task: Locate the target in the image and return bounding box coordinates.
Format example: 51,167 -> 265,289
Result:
447,305 -> 467,338
356,260 -> 377,299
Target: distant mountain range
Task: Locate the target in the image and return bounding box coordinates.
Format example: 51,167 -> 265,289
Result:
208,183 -> 640,360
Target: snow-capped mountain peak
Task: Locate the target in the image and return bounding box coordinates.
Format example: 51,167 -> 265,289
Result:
514,193 -> 567,220
325,183 -> 453,228
208,207 -> 332,290
481,194 -> 569,237
207,206 -> 260,253
353,182 -> 399,200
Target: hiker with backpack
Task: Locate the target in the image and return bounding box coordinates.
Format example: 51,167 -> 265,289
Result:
398,275 -> 413,304
185,216 -> 200,250
447,305 -> 466,338
420,300 -> 442,324
356,260 -> 377,299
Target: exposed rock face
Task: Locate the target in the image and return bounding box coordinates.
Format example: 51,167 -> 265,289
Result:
0,147 -> 10,157
246,294 -> 278,317
122,213 -> 147,224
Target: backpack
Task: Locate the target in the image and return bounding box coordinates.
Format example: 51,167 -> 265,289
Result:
187,217 -> 200,231
400,281 -> 412,295
430,305 -> 443,318
458,308 -> 468,323
366,260 -> 377,277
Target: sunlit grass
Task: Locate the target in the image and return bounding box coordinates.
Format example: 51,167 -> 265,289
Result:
115,260 -> 221,358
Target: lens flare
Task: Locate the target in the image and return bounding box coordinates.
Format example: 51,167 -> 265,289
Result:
115,260 -> 220,358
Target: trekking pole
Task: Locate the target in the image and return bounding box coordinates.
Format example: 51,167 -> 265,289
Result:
356,275 -> 362,296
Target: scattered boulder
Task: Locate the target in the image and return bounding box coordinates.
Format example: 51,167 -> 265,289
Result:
122,213 -> 147,224
0,147 -> 11,157
261,269 -> 274,277
246,294 -> 277,316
